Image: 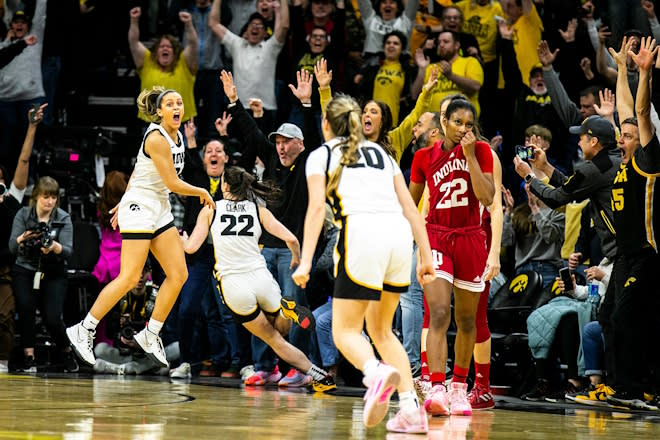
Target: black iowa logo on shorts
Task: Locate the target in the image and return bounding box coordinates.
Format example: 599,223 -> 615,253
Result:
129,203 -> 140,211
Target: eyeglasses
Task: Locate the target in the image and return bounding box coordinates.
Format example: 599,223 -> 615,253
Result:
249,22 -> 265,29
310,34 -> 327,40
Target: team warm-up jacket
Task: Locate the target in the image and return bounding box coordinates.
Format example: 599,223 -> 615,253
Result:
226,100 -> 322,248
529,148 -> 620,259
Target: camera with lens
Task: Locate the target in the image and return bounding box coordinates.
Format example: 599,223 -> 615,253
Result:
515,145 -> 535,161
23,222 -> 52,249
120,320 -> 146,341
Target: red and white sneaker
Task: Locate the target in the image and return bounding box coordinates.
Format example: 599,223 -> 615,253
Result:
278,368 -> 312,387
468,384 -> 495,410
424,384 -> 450,416
244,365 -> 282,386
385,406 -> 429,434
362,363 -> 400,428
448,382 -> 472,416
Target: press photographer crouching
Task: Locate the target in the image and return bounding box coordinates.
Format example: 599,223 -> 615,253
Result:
9,176 -> 77,372
93,261 -> 178,375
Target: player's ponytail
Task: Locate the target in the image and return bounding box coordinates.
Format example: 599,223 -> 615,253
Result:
136,86 -> 177,123
223,166 -> 282,205
325,94 -> 364,198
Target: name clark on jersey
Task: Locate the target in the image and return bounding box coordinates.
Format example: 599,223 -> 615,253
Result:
226,202 -> 247,212
432,158 -> 469,186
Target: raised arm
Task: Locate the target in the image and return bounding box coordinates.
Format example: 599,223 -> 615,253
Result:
128,7 -> 147,70
404,0 -> 420,23
631,36 -> 659,146
521,0 -> 533,15
595,26 -> 617,86
273,0 -> 290,44
610,37 -> 636,121
180,11 -> 199,75
13,104 -> 47,191
209,0 -> 228,41
463,133 -> 494,206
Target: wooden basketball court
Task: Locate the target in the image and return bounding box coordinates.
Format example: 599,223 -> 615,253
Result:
1,373 -> 659,439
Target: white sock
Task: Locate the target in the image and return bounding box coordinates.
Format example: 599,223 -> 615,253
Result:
82,313 -> 100,331
399,390 -> 420,414
362,359 -> 380,377
147,318 -> 164,335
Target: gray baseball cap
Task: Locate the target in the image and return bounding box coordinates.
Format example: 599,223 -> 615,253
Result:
268,123 -> 304,142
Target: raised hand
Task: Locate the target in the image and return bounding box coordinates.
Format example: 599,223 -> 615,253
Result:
460,131 -> 476,158
598,25 -> 611,45
497,19 -> 513,40
288,69 -> 313,104
24,35 -> 37,45
314,58 -> 332,89
537,40 -> 559,67
214,111 -> 233,136
608,36 -> 633,67
502,185 -> 514,214
642,0 -> 656,19
579,57 -> 595,80
249,98 -> 264,117
184,118 -> 196,144
129,6 -> 141,18
28,103 -> 48,126
593,88 -> 615,117
422,65 -> 439,93
179,11 -> 192,24
630,36 -> 658,72
414,48 -> 430,69
559,18 -> 578,43
220,70 -> 238,102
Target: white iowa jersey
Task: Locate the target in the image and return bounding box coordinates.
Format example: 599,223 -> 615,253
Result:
210,199 -> 267,276
130,123 -> 185,195
306,137 -> 403,218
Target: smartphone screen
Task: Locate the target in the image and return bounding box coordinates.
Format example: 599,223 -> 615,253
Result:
559,268 -> 573,293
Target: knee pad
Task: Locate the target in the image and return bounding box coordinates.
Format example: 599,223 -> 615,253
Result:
476,322 -> 490,343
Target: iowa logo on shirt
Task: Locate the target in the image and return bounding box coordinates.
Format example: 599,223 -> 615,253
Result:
129,203 -> 140,211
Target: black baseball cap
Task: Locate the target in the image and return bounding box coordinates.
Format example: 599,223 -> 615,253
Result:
11,10 -> 29,24
569,115 -> 617,148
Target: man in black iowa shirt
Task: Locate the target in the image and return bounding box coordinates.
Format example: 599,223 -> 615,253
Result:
603,38 -> 660,409
221,69 -> 323,386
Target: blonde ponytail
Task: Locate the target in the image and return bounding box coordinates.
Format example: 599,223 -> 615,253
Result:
325,94 -> 364,198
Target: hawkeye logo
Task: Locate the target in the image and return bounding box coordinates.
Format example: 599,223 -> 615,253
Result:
624,277 -> 637,288
509,274 -> 528,294
551,279 -> 562,296
129,203 -> 140,211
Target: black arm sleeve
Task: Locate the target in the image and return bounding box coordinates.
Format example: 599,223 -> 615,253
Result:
227,100 -> 274,168
0,39 -> 27,69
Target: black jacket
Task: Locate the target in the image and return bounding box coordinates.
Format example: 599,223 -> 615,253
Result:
227,100 -> 322,247
529,148 -> 620,259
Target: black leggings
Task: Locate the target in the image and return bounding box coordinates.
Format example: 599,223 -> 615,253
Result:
12,265 -> 68,350
536,313 -> 580,381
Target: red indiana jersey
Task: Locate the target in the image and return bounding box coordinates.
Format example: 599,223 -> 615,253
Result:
410,140 -> 494,228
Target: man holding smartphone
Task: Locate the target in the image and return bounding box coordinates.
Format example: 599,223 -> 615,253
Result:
513,115 -> 620,264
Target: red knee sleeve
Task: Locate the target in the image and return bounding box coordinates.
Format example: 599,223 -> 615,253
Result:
423,291 -> 429,329
475,281 -> 490,343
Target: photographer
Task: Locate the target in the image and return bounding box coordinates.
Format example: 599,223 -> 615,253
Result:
93,262 -> 177,375
8,176 -> 76,372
